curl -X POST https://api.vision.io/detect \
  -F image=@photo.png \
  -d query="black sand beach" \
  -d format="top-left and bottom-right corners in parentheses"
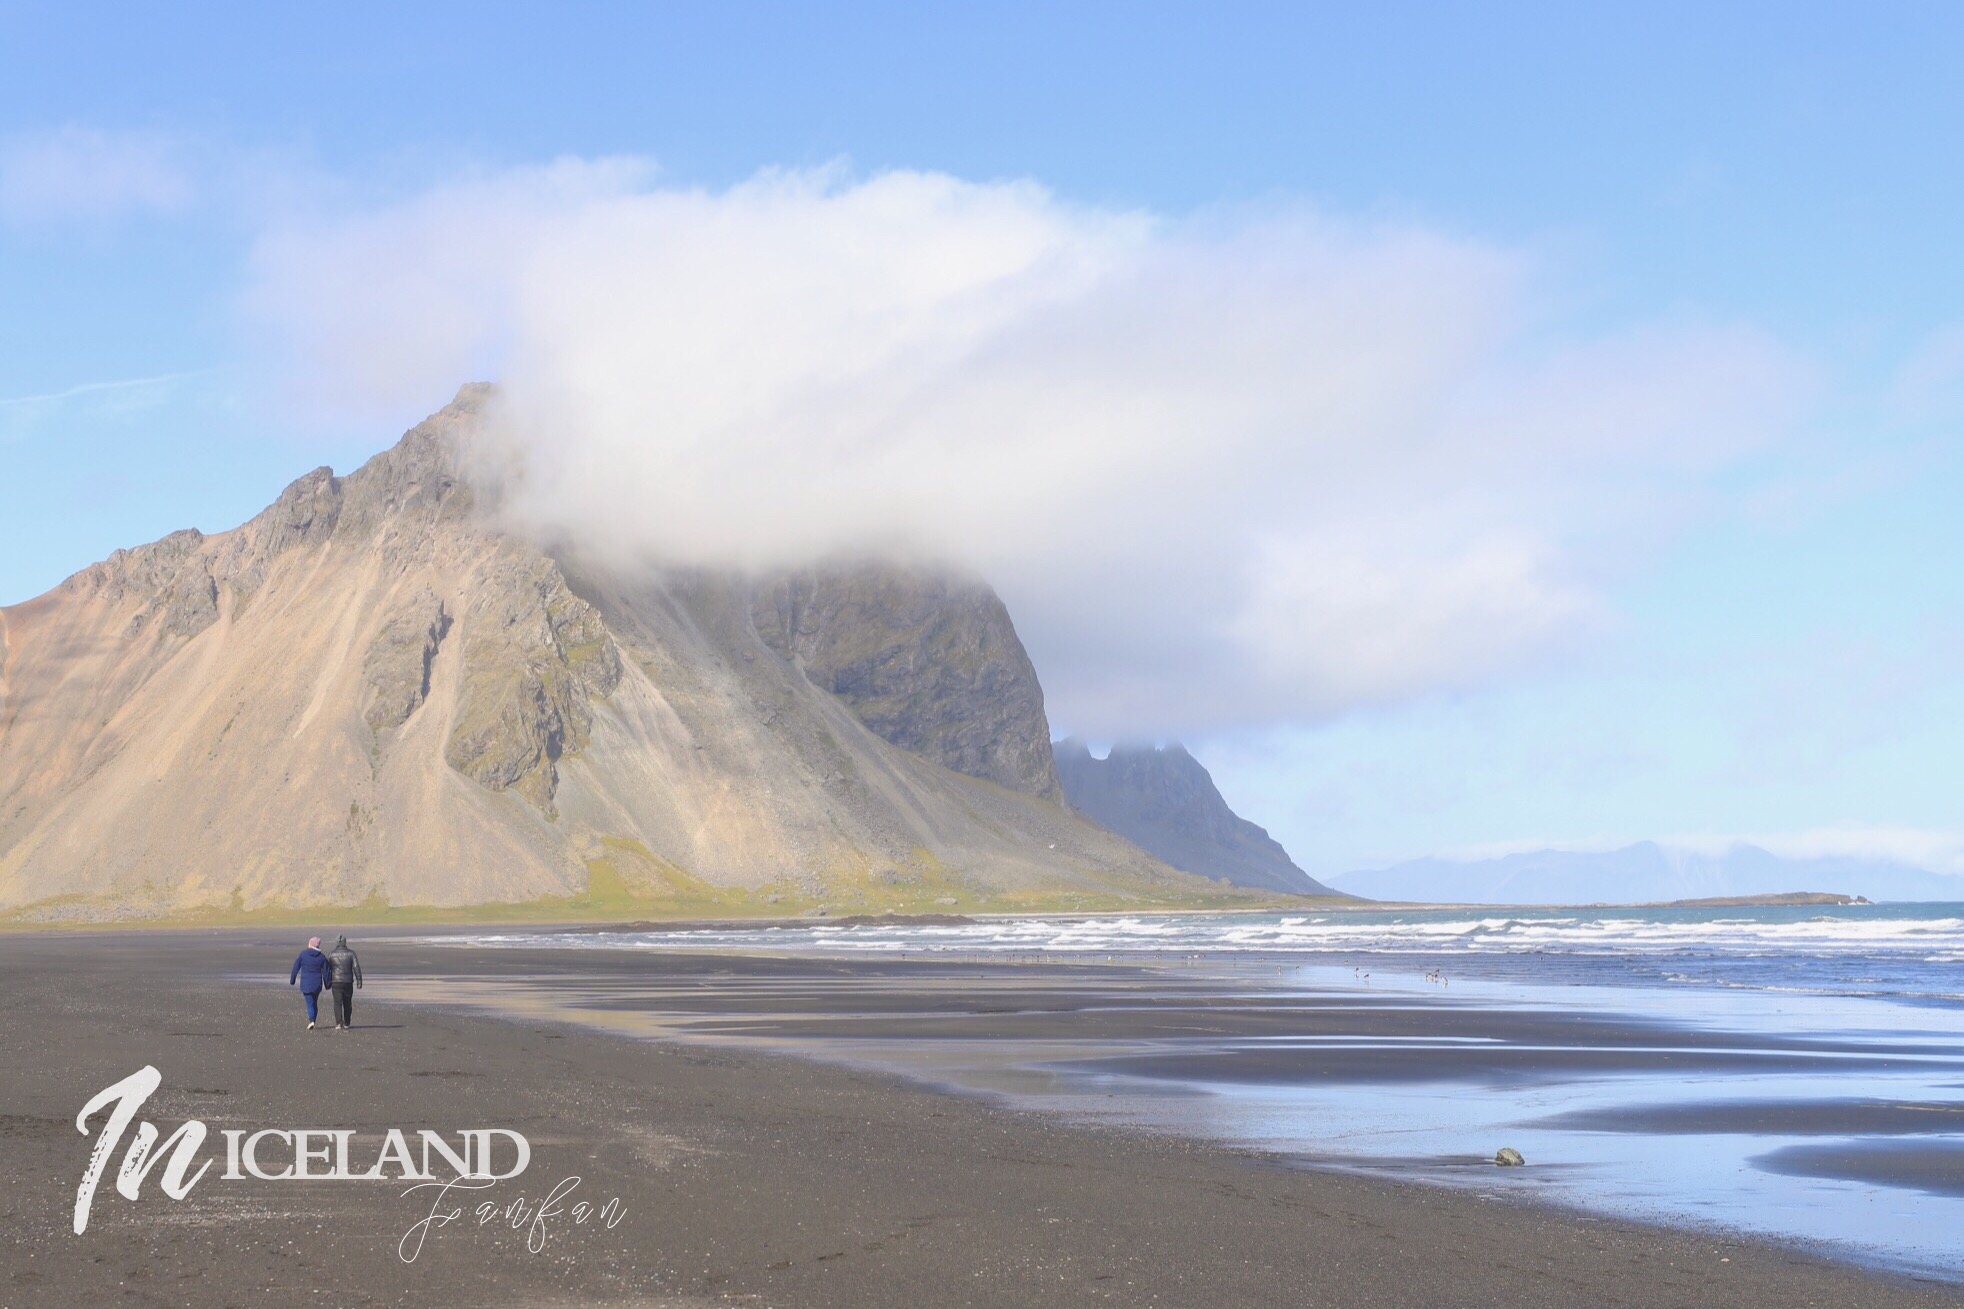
top-left (3, 928), bottom-right (1959, 1308)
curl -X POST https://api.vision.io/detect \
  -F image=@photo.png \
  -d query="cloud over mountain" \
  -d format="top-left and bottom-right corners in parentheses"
top-left (242, 160), bottom-right (1808, 738)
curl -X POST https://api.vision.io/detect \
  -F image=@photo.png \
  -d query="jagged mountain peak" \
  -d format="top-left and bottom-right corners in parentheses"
top-left (1054, 736), bottom-right (1333, 896)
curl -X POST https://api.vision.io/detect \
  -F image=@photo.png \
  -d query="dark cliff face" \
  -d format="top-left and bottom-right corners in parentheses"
top-left (750, 564), bottom-right (1065, 803)
top-left (1054, 739), bottom-right (1332, 895)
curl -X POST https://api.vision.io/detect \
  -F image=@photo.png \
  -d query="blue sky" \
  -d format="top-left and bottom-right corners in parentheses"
top-left (3, 3), bottom-right (1960, 877)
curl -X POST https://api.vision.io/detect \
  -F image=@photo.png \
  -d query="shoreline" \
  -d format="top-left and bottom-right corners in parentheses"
top-left (14, 891), bottom-right (1945, 938)
top-left (4, 927), bottom-right (1959, 1306)
top-left (376, 928), bottom-right (1964, 1259)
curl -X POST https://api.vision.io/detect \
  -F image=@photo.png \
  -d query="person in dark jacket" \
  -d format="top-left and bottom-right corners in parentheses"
top-left (324, 934), bottom-right (363, 1031)
top-left (288, 936), bottom-right (330, 1029)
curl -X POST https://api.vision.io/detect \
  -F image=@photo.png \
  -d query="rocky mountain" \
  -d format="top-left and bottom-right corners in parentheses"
top-left (1053, 739), bottom-right (1333, 895)
top-left (1332, 841), bottom-right (1964, 904)
top-left (750, 564), bottom-right (1064, 803)
top-left (0, 386), bottom-right (1256, 921)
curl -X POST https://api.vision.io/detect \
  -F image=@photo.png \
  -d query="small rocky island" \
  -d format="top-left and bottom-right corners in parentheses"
top-left (1646, 892), bottom-right (1871, 908)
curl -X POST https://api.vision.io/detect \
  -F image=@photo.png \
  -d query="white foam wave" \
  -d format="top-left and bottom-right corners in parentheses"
top-left (442, 908), bottom-right (1964, 964)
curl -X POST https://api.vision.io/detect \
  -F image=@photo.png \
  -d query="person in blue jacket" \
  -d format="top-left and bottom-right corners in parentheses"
top-left (288, 936), bottom-right (330, 1029)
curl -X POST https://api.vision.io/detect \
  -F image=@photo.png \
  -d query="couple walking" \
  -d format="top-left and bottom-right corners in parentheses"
top-left (288, 934), bottom-right (364, 1030)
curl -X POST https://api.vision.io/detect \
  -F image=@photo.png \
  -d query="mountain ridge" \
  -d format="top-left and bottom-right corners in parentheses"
top-left (1053, 738), bottom-right (1334, 895)
top-left (0, 387), bottom-right (1267, 922)
top-left (1334, 840), bottom-right (1964, 904)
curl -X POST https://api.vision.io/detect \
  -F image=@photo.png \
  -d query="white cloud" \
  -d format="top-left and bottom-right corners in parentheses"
top-left (0, 126), bottom-right (194, 224)
top-left (0, 371), bottom-right (206, 443)
top-left (241, 159), bottom-right (1810, 737)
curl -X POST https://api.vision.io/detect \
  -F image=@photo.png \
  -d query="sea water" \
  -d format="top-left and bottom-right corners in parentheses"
top-left (434, 903), bottom-right (1964, 1279)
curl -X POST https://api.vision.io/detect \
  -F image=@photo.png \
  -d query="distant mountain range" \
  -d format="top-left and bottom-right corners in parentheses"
top-left (1333, 841), bottom-right (1964, 904)
top-left (1054, 740), bottom-right (1335, 895)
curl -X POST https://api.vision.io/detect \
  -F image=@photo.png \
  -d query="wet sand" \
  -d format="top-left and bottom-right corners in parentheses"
top-left (3, 927), bottom-right (1960, 1307)
top-left (1757, 1142), bottom-right (1964, 1199)
top-left (1541, 1100), bottom-right (1964, 1137)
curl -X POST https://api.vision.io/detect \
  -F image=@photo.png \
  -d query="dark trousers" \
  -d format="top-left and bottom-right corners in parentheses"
top-left (330, 985), bottom-right (354, 1028)
top-left (302, 990), bottom-right (320, 1022)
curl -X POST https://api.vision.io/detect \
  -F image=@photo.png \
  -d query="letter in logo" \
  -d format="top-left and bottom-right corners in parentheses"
top-left (74, 1066), bottom-right (211, 1234)
top-left (242, 1129), bottom-right (295, 1180)
top-left (292, 1130), bottom-right (333, 1179)
top-left (368, 1128), bottom-right (419, 1179)
top-left (467, 1128), bottom-right (532, 1181)
top-left (418, 1130), bottom-right (474, 1180)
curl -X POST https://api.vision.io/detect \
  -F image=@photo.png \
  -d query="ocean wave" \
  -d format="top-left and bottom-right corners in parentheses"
top-left (439, 908), bottom-right (1964, 966)
top-left (428, 905), bottom-right (1964, 1009)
